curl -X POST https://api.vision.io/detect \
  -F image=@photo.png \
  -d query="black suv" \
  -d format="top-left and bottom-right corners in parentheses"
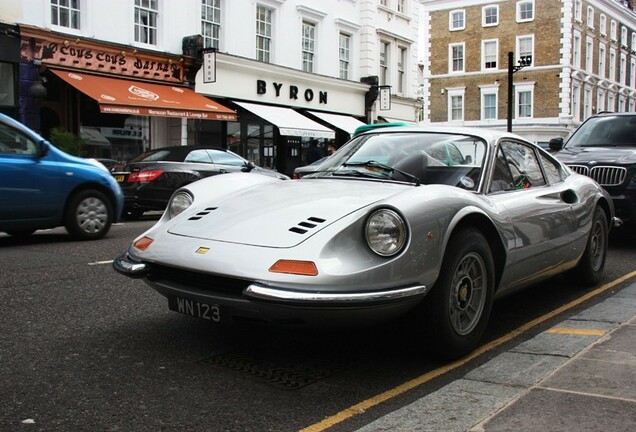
top-left (115, 145), bottom-right (288, 219)
top-left (550, 112), bottom-right (636, 226)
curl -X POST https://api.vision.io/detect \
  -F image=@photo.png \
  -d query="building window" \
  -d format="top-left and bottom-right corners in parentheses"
top-left (622, 26), bottom-right (628, 47)
top-left (620, 53), bottom-right (627, 84)
top-left (611, 20), bottom-right (617, 41)
top-left (599, 43), bottom-right (606, 78)
top-left (447, 89), bottom-right (465, 121)
top-left (609, 48), bottom-right (616, 81)
top-left (449, 10), bottom-right (465, 31)
top-left (572, 84), bottom-right (580, 121)
top-left (380, 0), bottom-right (387, 6)
top-left (516, 85), bottom-right (533, 118)
top-left (517, 0), bottom-right (534, 23)
top-left (397, 46), bottom-right (406, 94)
top-left (597, 89), bottom-right (606, 112)
top-left (0, 62), bottom-right (16, 107)
top-left (632, 33), bottom-right (636, 51)
top-left (397, 0), bottom-right (405, 14)
top-left (482, 92), bottom-right (497, 120)
top-left (449, 43), bottom-right (465, 73)
top-left (256, 6), bottom-right (272, 62)
top-left (339, 33), bottom-right (350, 80)
top-left (380, 41), bottom-right (390, 86)
top-left (586, 6), bottom-right (594, 28)
top-left (201, 0), bottom-right (221, 49)
top-left (631, 58), bottom-right (636, 87)
top-left (600, 14), bottom-right (606, 35)
top-left (51, 0), bottom-right (80, 29)
top-left (608, 93), bottom-right (615, 111)
top-left (517, 35), bottom-right (534, 66)
top-left (584, 87), bottom-right (592, 119)
top-left (482, 5), bottom-right (498, 27)
top-left (574, 1), bottom-right (582, 22)
top-left (573, 32), bottom-right (581, 68)
top-left (482, 39), bottom-right (498, 70)
top-left (585, 36), bottom-right (593, 72)
top-left (302, 21), bottom-right (315, 73)
top-left (134, 0), bottom-right (158, 45)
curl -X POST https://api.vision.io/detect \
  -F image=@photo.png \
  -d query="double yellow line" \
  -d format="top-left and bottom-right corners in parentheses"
top-left (300, 270), bottom-right (636, 432)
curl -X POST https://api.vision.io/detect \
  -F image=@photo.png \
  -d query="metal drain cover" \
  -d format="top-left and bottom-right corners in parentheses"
top-left (200, 350), bottom-right (350, 390)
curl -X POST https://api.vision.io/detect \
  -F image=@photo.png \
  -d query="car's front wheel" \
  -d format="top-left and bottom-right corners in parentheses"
top-left (568, 207), bottom-right (608, 286)
top-left (65, 189), bottom-right (113, 240)
top-left (423, 227), bottom-right (495, 359)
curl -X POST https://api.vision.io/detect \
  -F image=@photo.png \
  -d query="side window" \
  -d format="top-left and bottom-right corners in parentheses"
top-left (185, 149), bottom-right (214, 163)
top-left (489, 147), bottom-right (515, 192)
top-left (539, 152), bottom-right (565, 184)
top-left (0, 123), bottom-right (37, 155)
top-left (207, 150), bottom-right (245, 166)
top-left (500, 141), bottom-right (546, 189)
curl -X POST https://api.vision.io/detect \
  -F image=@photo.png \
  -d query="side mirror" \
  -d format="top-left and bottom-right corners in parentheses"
top-left (548, 137), bottom-right (564, 152)
top-left (243, 161), bottom-right (255, 172)
top-left (36, 140), bottom-right (49, 158)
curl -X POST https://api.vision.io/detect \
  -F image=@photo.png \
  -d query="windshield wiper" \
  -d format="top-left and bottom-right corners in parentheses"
top-left (343, 160), bottom-right (421, 186)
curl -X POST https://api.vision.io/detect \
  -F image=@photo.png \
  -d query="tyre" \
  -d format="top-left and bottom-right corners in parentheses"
top-left (423, 227), bottom-right (495, 359)
top-left (65, 189), bottom-right (113, 240)
top-left (569, 207), bottom-right (608, 286)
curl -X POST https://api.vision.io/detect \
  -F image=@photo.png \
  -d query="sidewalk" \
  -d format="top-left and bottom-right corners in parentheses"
top-left (355, 283), bottom-right (636, 432)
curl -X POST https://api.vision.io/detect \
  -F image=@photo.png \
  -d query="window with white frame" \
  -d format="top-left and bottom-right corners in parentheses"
top-left (449, 43), bottom-right (465, 73)
top-left (447, 88), bottom-right (465, 121)
top-left (586, 6), bottom-right (594, 28)
top-left (482, 39), bottom-right (498, 70)
top-left (517, 0), bottom-right (534, 22)
top-left (610, 48), bottom-right (616, 81)
top-left (483, 5), bottom-right (498, 27)
top-left (600, 14), bottom-right (606, 35)
top-left (380, 41), bottom-right (390, 86)
top-left (622, 26), bottom-right (628, 47)
top-left (620, 53), bottom-right (627, 84)
top-left (573, 31), bottom-right (581, 68)
top-left (631, 58), bottom-right (636, 87)
top-left (632, 33), bottom-right (636, 51)
top-left (134, 0), bottom-right (158, 45)
top-left (302, 21), bottom-right (315, 72)
top-left (516, 83), bottom-right (534, 118)
top-left (574, 0), bottom-right (582, 22)
top-left (572, 84), bottom-right (581, 121)
top-left (597, 89), bottom-right (606, 112)
top-left (449, 10), bottom-right (465, 31)
top-left (201, 0), bottom-right (221, 49)
top-left (339, 33), bottom-right (350, 80)
top-left (397, 46), bottom-right (406, 94)
top-left (608, 93), bottom-right (615, 111)
top-left (51, 0), bottom-right (80, 29)
top-left (584, 87), bottom-right (592, 119)
top-left (599, 43), bottom-right (606, 78)
top-left (481, 89), bottom-right (498, 120)
top-left (256, 6), bottom-right (272, 62)
top-left (619, 96), bottom-right (626, 112)
top-left (611, 20), bottom-right (617, 41)
top-left (517, 35), bottom-right (534, 66)
top-left (585, 36), bottom-right (593, 72)
top-left (397, 0), bottom-right (406, 14)
top-left (380, 0), bottom-right (387, 6)
top-left (630, 99), bottom-right (635, 112)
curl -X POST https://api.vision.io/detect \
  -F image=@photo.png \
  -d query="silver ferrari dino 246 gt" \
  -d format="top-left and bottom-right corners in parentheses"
top-left (114, 125), bottom-right (615, 359)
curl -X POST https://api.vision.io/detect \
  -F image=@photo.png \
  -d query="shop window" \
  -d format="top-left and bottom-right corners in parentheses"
top-left (0, 63), bottom-right (16, 108)
top-left (247, 123), bottom-right (261, 166)
top-left (227, 121), bottom-right (241, 155)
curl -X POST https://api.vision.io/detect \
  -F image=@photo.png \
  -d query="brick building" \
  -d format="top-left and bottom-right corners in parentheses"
top-left (420, 0), bottom-right (636, 145)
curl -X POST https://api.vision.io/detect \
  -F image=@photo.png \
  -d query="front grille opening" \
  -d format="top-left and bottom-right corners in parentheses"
top-left (148, 264), bottom-right (250, 295)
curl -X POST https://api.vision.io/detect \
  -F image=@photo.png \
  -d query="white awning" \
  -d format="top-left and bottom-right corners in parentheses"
top-left (306, 111), bottom-right (366, 134)
top-left (234, 101), bottom-right (335, 139)
top-left (80, 127), bottom-right (111, 147)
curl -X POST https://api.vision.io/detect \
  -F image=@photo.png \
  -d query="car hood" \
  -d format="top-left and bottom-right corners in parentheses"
top-left (167, 179), bottom-right (406, 247)
top-left (555, 146), bottom-right (636, 165)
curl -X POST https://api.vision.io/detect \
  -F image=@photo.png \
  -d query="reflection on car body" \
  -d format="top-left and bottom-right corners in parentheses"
top-left (114, 125), bottom-right (613, 359)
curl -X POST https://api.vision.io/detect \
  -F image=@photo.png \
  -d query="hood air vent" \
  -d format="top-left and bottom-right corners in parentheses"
top-left (289, 217), bottom-right (326, 235)
top-left (188, 207), bottom-right (218, 221)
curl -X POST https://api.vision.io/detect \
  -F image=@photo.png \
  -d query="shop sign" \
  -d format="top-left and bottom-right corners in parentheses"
top-left (256, 80), bottom-right (327, 105)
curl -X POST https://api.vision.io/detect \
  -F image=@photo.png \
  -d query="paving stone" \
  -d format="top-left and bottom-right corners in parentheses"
top-left (570, 297), bottom-right (636, 323)
top-left (464, 352), bottom-right (568, 387)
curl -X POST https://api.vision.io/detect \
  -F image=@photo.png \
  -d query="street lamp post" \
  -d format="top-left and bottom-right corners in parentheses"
top-left (507, 51), bottom-right (533, 132)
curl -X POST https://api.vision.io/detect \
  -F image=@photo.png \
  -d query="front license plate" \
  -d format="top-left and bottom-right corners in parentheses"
top-left (169, 297), bottom-right (221, 322)
top-left (114, 175), bottom-right (125, 182)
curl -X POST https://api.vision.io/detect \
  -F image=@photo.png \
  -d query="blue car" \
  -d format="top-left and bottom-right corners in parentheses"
top-left (0, 113), bottom-right (123, 240)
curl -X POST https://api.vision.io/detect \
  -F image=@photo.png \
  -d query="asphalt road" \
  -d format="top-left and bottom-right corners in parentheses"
top-left (1, 216), bottom-right (635, 432)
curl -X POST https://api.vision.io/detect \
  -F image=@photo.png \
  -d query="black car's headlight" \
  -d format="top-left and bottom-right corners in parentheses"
top-left (167, 191), bottom-right (193, 219)
top-left (365, 209), bottom-right (407, 256)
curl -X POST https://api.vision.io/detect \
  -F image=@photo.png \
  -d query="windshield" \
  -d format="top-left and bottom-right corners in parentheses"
top-left (306, 132), bottom-right (488, 190)
top-left (566, 116), bottom-right (636, 148)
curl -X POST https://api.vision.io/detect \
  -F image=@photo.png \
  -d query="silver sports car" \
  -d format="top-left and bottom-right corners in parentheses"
top-left (114, 125), bottom-right (615, 359)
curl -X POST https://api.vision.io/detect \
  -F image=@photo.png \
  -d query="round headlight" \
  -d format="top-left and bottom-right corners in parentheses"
top-left (365, 209), bottom-right (407, 256)
top-left (167, 191), bottom-right (193, 219)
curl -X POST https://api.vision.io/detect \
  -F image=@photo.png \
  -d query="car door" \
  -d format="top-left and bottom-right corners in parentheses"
top-left (182, 148), bottom-right (222, 180)
top-left (488, 140), bottom-right (578, 290)
top-left (0, 122), bottom-right (62, 223)
top-left (206, 149), bottom-right (250, 174)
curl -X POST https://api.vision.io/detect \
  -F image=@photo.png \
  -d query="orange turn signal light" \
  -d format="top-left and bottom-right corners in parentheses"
top-left (269, 259), bottom-right (318, 276)
top-left (133, 236), bottom-right (154, 251)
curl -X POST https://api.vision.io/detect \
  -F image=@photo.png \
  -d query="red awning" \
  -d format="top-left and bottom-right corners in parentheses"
top-left (50, 69), bottom-right (236, 121)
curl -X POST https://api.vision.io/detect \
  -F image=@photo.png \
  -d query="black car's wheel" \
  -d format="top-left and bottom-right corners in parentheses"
top-left (65, 189), bottom-right (113, 240)
top-left (568, 207), bottom-right (608, 286)
top-left (123, 209), bottom-right (144, 220)
top-left (424, 227), bottom-right (495, 359)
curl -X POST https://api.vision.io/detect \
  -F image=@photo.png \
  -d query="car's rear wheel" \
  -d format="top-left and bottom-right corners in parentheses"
top-left (568, 207), bottom-right (608, 286)
top-left (423, 227), bottom-right (495, 359)
top-left (65, 189), bottom-right (113, 240)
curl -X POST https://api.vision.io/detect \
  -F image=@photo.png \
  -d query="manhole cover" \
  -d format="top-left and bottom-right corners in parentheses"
top-left (200, 350), bottom-right (350, 390)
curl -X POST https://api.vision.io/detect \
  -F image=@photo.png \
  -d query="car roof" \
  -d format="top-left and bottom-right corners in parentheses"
top-left (354, 124), bottom-right (525, 144)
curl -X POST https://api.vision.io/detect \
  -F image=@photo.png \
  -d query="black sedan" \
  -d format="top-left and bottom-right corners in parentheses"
top-left (115, 145), bottom-right (288, 219)
top-left (550, 112), bottom-right (636, 227)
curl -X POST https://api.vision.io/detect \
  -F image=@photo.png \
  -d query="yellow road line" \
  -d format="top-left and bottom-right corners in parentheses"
top-left (546, 327), bottom-right (606, 336)
top-left (299, 270), bottom-right (636, 432)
